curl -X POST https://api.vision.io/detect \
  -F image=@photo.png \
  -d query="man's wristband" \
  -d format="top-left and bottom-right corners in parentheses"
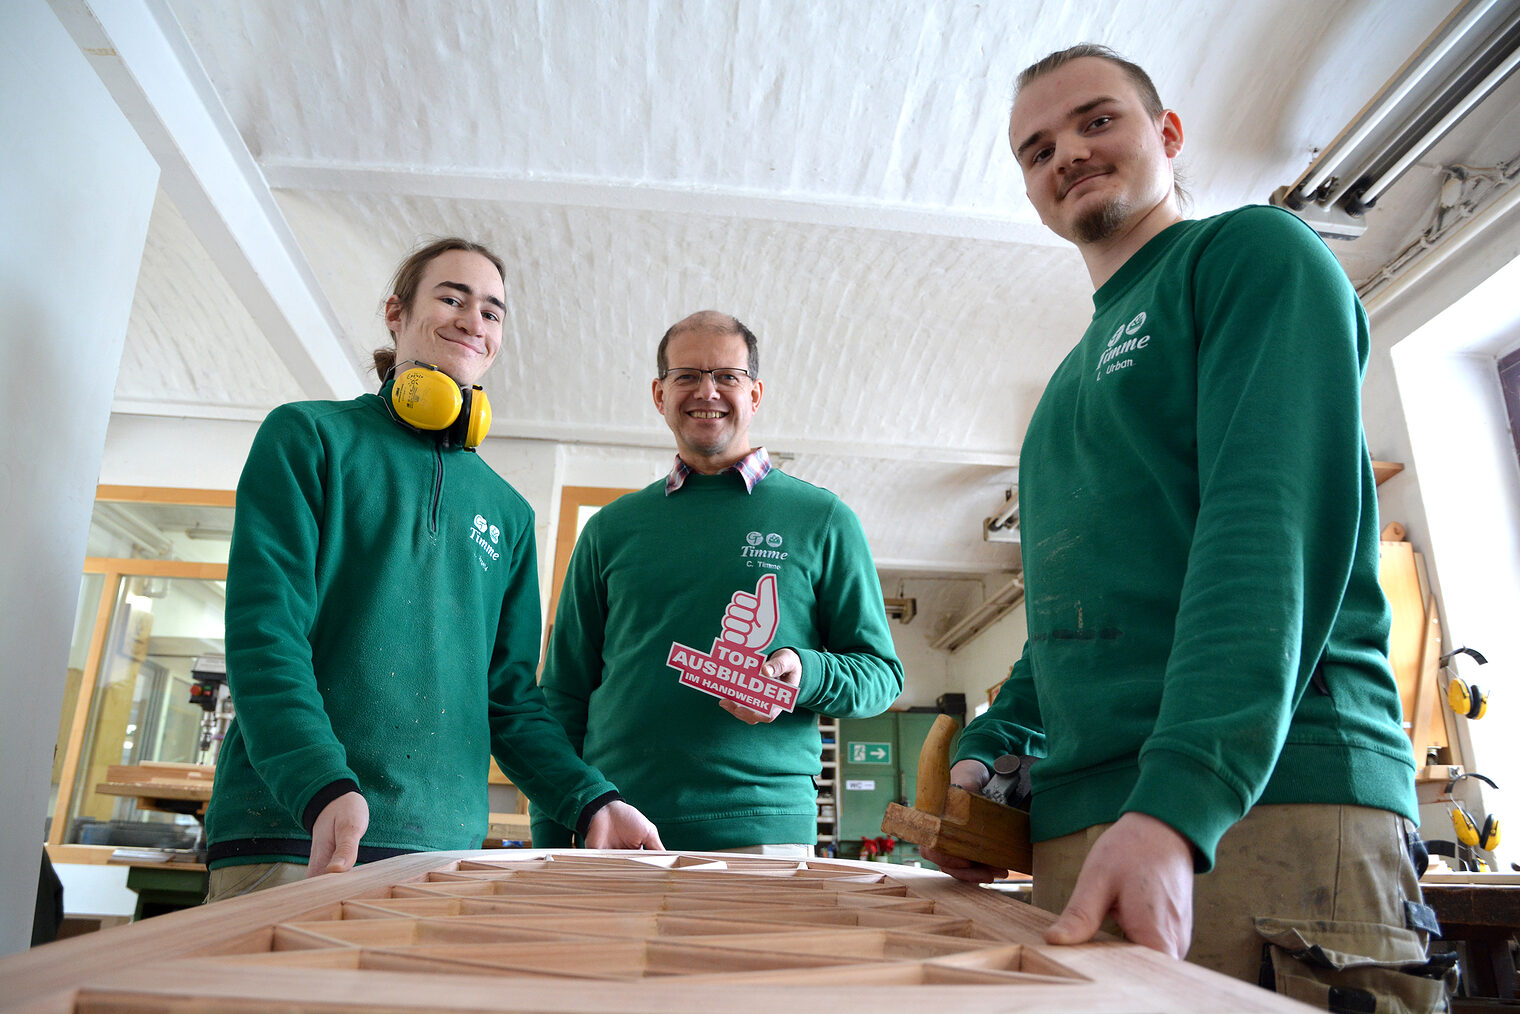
top-left (302, 779), bottom-right (361, 832)
top-left (575, 790), bottom-right (623, 841)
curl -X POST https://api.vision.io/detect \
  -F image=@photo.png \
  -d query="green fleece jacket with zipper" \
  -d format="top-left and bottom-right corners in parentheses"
top-left (206, 385), bottom-right (617, 868)
top-left (956, 206), bottom-right (1418, 870)
top-left (533, 468), bottom-right (903, 850)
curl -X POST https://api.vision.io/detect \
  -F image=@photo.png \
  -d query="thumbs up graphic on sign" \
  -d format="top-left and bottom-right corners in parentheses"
top-left (722, 574), bottom-right (778, 651)
top-left (663, 573), bottom-right (798, 725)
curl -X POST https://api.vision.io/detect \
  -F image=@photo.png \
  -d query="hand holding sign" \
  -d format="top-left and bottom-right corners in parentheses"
top-left (720, 646), bottom-right (800, 725)
top-left (666, 575), bottom-right (800, 721)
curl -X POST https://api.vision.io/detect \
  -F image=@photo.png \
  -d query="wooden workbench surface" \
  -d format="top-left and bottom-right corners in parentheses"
top-left (0, 849), bottom-right (1313, 1013)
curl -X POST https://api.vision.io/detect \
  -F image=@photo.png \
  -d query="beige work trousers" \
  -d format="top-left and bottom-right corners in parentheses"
top-left (1033, 804), bottom-right (1453, 1012)
top-left (204, 861), bottom-right (309, 903)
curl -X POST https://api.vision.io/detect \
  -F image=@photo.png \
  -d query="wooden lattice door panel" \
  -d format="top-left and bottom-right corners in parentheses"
top-left (1, 850), bottom-right (1312, 1013)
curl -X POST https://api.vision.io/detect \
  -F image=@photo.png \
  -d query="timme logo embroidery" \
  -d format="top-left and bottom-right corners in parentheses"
top-left (468, 511), bottom-right (501, 568)
top-left (739, 531), bottom-right (788, 570)
top-left (1095, 310), bottom-right (1152, 381)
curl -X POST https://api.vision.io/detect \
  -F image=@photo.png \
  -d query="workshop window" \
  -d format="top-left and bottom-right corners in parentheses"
top-left (47, 486), bottom-right (233, 864)
top-left (1500, 345), bottom-right (1520, 472)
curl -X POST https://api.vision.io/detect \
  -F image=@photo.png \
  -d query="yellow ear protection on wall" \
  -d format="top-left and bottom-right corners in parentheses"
top-left (1446, 772), bottom-right (1500, 852)
top-left (1442, 646), bottom-right (1489, 720)
top-left (389, 361), bottom-right (492, 450)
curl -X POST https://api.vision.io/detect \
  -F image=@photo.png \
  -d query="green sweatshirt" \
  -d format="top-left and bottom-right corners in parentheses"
top-left (956, 206), bottom-right (1417, 870)
top-left (206, 387), bottom-right (617, 868)
top-left (534, 468), bottom-right (903, 849)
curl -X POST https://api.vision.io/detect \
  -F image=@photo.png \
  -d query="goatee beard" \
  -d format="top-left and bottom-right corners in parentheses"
top-left (1074, 197), bottom-right (1129, 244)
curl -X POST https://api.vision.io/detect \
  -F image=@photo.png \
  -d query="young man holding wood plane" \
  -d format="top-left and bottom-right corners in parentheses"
top-left (923, 46), bottom-right (1449, 1009)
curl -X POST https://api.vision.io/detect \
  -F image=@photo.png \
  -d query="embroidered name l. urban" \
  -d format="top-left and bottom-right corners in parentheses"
top-left (1095, 310), bottom-right (1153, 381)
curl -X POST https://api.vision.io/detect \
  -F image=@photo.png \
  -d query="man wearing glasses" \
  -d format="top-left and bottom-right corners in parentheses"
top-left (533, 310), bottom-right (903, 856)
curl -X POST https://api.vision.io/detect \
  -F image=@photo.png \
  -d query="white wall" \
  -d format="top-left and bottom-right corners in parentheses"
top-left (947, 605), bottom-right (1027, 713)
top-left (476, 437), bottom-right (563, 616)
top-left (0, 0), bottom-right (159, 955)
top-left (870, 576), bottom-right (1026, 712)
top-left (51, 865), bottom-right (135, 921)
top-left (1363, 194), bottom-right (1520, 869)
top-left (880, 612), bottom-right (950, 709)
top-left (100, 415), bottom-right (259, 491)
top-left (1389, 262), bottom-right (1520, 871)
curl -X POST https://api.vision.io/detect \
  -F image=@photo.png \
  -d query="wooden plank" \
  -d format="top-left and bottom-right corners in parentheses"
top-left (486, 813), bottom-right (532, 840)
top-left (80, 557), bottom-right (228, 579)
top-left (1421, 883), bottom-right (1520, 926)
top-left (1409, 595), bottom-right (1443, 770)
top-left (0, 850), bottom-right (1313, 1013)
top-left (45, 843), bottom-right (118, 865)
top-left (95, 484), bottom-right (237, 507)
top-left (546, 486), bottom-right (636, 643)
top-left (1371, 460), bottom-right (1404, 486)
top-left (1379, 540), bottom-right (1424, 753)
top-left (1378, 541), bottom-right (1448, 762)
top-left (94, 763), bottom-right (215, 816)
top-left (1417, 764), bottom-right (1465, 784)
top-left (100, 762), bottom-right (215, 789)
top-left (94, 784), bottom-right (209, 803)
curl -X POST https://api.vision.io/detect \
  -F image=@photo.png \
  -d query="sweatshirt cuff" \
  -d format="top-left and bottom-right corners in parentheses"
top-left (575, 790), bottom-right (623, 841)
top-left (1125, 750), bottom-right (1246, 873)
top-left (301, 779), bottom-right (361, 833)
top-left (954, 726), bottom-right (1012, 770)
top-left (786, 646), bottom-right (822, 708)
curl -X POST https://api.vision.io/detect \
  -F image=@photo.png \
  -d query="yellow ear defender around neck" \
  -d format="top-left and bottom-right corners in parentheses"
top-left (389, 362), bottom-right (492, 450)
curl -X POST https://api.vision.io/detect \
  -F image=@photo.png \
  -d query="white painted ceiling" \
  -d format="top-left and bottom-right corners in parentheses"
top-left (96, 0), bottom-right (1517, 579)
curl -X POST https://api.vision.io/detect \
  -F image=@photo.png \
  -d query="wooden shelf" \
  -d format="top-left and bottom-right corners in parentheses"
top-left (1373, 460), bottom-right (1404, 486)
top-left (816, 716), bottom-right (840, 850)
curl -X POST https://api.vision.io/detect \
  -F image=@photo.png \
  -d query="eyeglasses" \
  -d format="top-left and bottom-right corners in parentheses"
top-left (659, 367), bottom-right (753, 389)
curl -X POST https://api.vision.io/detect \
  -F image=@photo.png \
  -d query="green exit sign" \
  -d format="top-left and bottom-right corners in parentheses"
top-left (849, 741), bottom-right (892, 765)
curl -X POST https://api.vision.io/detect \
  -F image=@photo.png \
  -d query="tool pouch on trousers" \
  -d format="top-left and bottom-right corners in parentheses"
top-left (1254, 917), bottom-right (1457, 1013)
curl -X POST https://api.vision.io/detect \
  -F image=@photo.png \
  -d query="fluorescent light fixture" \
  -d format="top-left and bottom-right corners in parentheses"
top-left (1272, 0), bottom-right (1520, 239)
top-left (984, 487), bottom-right (1020, 544)
top-left (930, 575), bottom-right (1026, 653)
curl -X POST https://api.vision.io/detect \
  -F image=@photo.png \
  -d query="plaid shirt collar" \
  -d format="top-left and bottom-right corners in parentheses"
top-left (665, 446), bottom-right (772, 496)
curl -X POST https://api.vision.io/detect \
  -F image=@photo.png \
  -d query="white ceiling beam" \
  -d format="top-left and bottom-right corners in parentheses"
top-left (874, 558), bottom-right (1017, 576)
top-left (108, 401), bottom-right (1018, 468)
top-left (50, 0), bottom-right (366, 401)
top-left (260, 161), bottom-right (1068, 249)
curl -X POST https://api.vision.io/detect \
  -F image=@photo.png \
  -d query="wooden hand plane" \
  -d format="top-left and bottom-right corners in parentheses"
top-left (880, 713), bottom-right (1032, 874)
